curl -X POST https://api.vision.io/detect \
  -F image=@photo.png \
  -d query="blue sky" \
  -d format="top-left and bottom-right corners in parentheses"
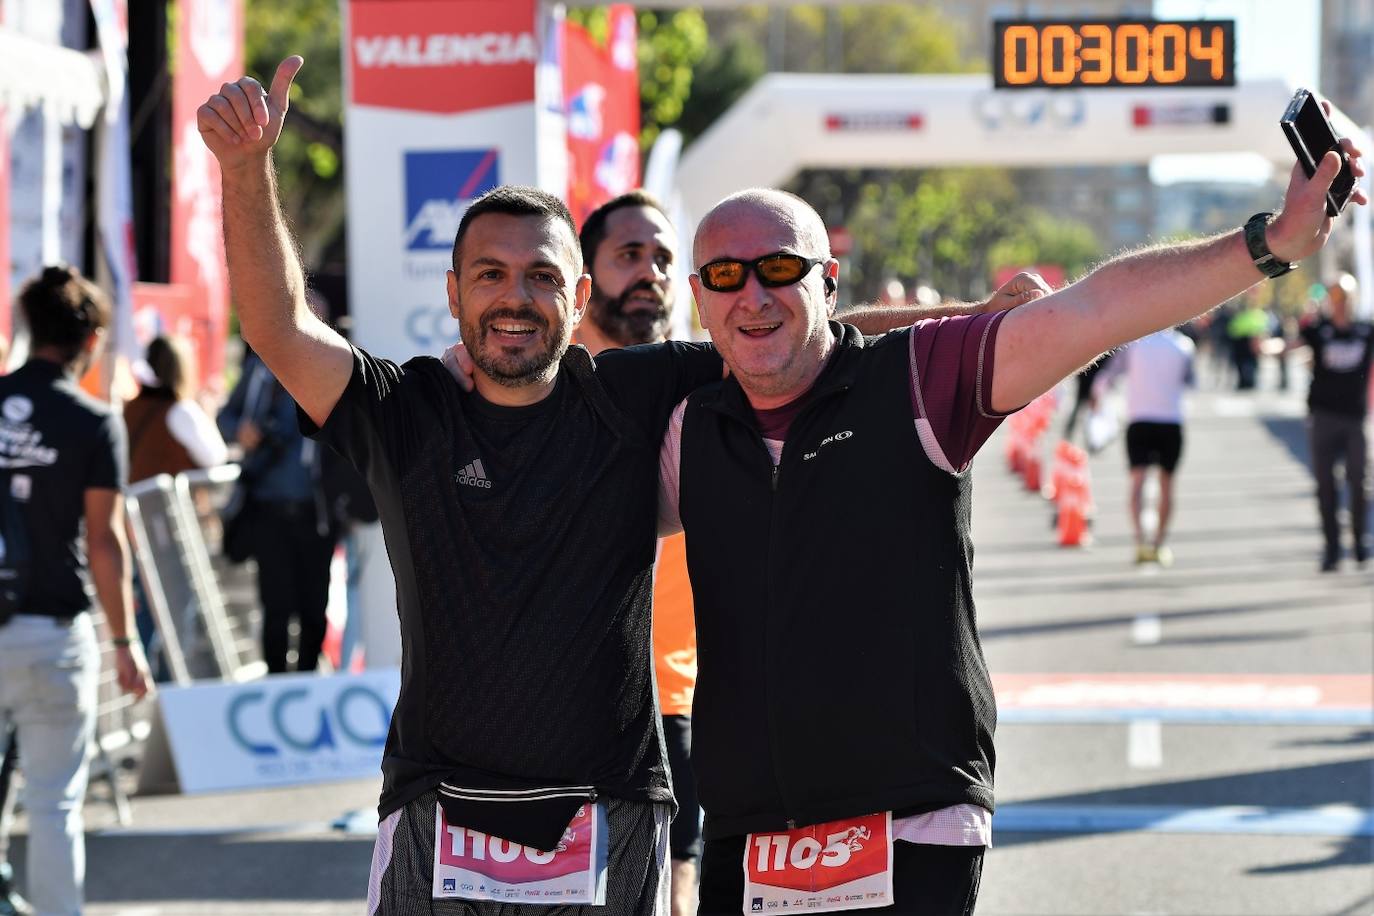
top-left (1150, 0), bottom-right (1320, 185)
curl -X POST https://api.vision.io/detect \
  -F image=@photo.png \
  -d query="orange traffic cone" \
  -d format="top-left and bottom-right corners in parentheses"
top-left (1057, 476), bottom-right (1088, 546)
top-left (1045, 440), bottom-right (1071, 501)
top-left (1056, 445), bottom-right (1095, 547)
top-left (1006, 415), bottom-right (1026, 473)
top-left (322, 616), bottom-right (344, 670)
top-left (1023, 452), bottom-right (1042, 492)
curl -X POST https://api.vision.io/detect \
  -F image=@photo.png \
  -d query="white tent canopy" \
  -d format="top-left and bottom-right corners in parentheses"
top-left (0, 26), bottom-right (107, 129)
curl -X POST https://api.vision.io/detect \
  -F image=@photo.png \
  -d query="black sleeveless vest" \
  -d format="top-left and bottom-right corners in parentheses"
top-left (678, 324), bottom-right (996, 841)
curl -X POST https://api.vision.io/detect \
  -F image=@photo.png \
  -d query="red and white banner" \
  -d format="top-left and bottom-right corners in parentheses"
top-left (563, 7), bottom-right (638, 227)
top-left (349, 2), bottom-right (538, 115)
top-left (169, 0), bottom-right (242, 384)
top-left (343, 0), bottom-right (547, 361)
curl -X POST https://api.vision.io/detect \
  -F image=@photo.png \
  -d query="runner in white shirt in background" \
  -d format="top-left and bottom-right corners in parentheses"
top-left (1093, 328), bottom-right (1196, 566)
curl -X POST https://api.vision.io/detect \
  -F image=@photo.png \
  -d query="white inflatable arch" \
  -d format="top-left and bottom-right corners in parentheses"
top-left (670, 73), bottom-right (1372, 315)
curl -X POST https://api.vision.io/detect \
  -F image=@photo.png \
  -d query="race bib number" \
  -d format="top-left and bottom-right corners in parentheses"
top-left (432, 801), bottom-right (608, 906)
top-left (743, 812), bottom-right (893, 913)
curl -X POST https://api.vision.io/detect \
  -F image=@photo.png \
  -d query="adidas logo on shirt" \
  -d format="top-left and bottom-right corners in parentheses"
top-left (455, 458), bottom-right (493, 489)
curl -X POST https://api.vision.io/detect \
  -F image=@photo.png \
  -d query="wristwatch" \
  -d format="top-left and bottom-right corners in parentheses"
top-left (1244, 211), bottom-right (1296, 279)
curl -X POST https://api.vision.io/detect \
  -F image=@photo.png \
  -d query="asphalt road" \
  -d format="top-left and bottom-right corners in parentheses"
top-left (9, 375), bottom-right (1372, 916)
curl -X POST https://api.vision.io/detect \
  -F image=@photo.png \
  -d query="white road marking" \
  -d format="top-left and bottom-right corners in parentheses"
top-left (1131, 614), bottom-right (1163, 645)
top-left (994, 803), bottom-right (1374, 837)
top-left (1127, 719), bottom-right (1163, 768)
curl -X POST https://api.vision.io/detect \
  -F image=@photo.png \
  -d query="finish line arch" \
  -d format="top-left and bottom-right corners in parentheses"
top-left (670, 73), bottom-right (1372, 315)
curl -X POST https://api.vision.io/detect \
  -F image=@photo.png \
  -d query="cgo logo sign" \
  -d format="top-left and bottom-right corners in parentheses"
top-left (227, 684), bottom-right (391, 757)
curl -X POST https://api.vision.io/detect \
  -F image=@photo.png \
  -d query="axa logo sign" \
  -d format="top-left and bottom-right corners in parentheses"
top-left (567, 83), bottom-right (606, 141)
top-left (349, 2), bottom-right (537, 114)
top-left (226, 684), bottom-right (391, 757)
top-left (595, 132), bottom-right (639, 197)
top-left (404, 149), bottom-right (500, 252)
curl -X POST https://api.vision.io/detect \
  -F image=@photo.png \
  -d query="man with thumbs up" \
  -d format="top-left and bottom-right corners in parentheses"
top-left (200, 57), bottom-right (729, 915)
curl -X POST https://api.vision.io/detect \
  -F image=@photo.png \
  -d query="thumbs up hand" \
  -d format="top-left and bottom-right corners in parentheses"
top-left (196, 56), bottom-right (305, 173)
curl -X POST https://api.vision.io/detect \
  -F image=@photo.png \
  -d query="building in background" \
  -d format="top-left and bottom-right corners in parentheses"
top-left (1321, 0), bottom-right (1374, 130)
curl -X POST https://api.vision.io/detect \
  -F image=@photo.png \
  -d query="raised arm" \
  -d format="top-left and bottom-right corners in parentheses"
top-left (197, 56), bottom-right (353, 427)
top-left (990, 143), bottom-right (1365, 413)
top-left (842, 270), bottom-right (1051, 334)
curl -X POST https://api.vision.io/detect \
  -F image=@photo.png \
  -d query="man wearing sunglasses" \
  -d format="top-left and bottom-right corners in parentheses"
top-left (661, 151), bottom-right (1364, 913)
top-left (569, 191), bottom-right (1050, 916)
top-left (436, 187), bottom-right (1046, 912)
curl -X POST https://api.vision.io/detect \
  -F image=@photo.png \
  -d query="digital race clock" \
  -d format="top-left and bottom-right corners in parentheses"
top-left (993, 19), bottom-right (1236, 89)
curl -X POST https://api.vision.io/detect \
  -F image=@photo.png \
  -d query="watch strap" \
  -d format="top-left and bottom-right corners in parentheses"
top-left (1244, 211), bottom-right (1296, 279)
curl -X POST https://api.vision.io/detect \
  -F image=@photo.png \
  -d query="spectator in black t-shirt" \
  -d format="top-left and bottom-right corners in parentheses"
top-left (1292, 273), bottom-right (1373, 570)
top-left (0, 266), bottom-right (152, 915)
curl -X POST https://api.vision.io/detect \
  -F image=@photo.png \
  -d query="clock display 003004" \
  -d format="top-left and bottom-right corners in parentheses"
top-left (993, 20), bottom-right (1236, 89)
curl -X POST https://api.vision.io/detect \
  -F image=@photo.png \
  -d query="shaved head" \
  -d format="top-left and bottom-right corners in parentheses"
top-left (693, 189), bottom-right (831, 267)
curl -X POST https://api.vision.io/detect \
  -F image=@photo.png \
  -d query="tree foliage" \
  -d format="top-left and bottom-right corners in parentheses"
top-left (673, 6), bottom-right (1100, 302)
top-left (840, 169), bottom-right (1100, 302)
top-left (243, 0), bottom-right (344, 267)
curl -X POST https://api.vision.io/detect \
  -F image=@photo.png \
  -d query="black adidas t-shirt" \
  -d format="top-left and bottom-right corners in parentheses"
top-left (1301, 318), bottom-right (1374, 417)
top-left (0, 359), bottom-right (126, 618)
top-left (306, 340), bottom-right (722, 827)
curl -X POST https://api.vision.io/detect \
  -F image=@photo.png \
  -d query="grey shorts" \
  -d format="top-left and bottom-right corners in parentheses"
top-left (368, 790), bottom-right (670, 916)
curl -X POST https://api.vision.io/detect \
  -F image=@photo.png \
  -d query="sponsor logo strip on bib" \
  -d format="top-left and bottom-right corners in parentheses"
top-left (432, 801), bottom-right (608, 905)
top-left (743, 812), bottom-right (893, 913)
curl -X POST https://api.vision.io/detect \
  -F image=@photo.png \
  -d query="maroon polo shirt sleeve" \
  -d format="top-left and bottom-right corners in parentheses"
top-left (907, 311), bottom-right (1015, 473)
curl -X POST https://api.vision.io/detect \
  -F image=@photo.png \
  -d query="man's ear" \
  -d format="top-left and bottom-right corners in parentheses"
top-left (572, 274), bottom-right (591, 327)
top-left (688, 274), bottom-right (713, 330)
top-left (446, 270), bottom-right (460, 319)
top-left (824, 259), bottom-right (840, 314)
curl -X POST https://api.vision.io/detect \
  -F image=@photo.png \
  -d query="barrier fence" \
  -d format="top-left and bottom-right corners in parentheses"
top-left (84, 463), bottom-right (265, 816)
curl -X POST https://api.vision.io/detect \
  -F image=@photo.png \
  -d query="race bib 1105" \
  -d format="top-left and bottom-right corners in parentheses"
top-left (743, 812), bottom-right (893, 913)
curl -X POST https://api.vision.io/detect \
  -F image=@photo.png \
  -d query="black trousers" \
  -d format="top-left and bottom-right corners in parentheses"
top-left (698, 833), bottom-right (983, 915)
top-left (663, 715), bottom-right (701, 863)
top-left (251, 501), bottom-right (337, 673)
top-left (1310, 410), bottom-right (1370, 560)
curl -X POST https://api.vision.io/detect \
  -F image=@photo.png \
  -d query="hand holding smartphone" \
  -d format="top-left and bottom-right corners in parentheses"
top-left (1281, 89), bottom-right (1357, 217)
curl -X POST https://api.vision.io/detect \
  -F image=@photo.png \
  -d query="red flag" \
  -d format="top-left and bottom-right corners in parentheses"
top-left (170, 0), bottom-right (244, 385)
top-left (563, 7), bottom-right (639, 226)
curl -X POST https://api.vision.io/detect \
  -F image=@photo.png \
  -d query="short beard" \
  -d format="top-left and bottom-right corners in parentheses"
top-left (462, 306), bottom-right (567, 389)
top-left (587, 279), bottom-right (671, 347)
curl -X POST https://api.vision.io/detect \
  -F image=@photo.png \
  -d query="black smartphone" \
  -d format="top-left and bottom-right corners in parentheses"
top-left (1281, 89), bottom-right (1356, 217)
